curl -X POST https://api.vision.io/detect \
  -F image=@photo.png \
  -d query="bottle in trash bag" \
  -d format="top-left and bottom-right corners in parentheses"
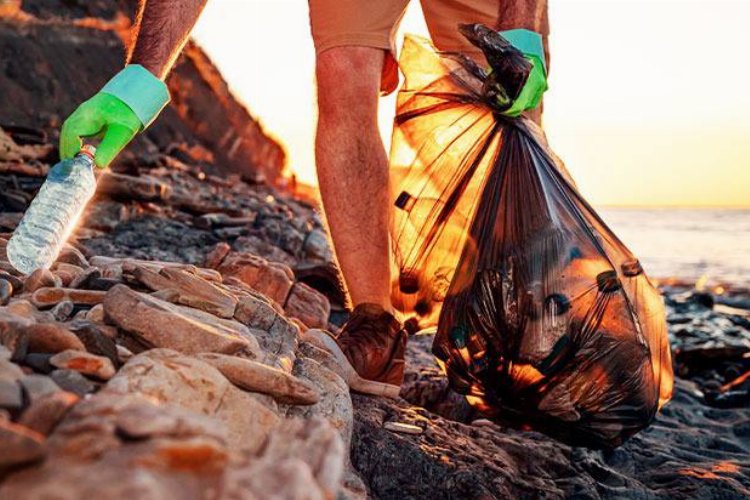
top-left (7, 145), bottom-right (97, 274)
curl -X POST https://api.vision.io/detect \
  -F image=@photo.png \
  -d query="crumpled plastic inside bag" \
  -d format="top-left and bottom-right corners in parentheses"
top-left (389, 24), bottom-right (673, 448)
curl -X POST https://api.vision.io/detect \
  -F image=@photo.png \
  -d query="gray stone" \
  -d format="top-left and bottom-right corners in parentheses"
top-left (49, 369), bottom-right (96, 397)
top-left (19, 374), bottom-right (61, 402)
top-left (0, 379), bottom-right (22, 412)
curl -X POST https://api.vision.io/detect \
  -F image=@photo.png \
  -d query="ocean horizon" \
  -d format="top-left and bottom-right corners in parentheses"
top-left (596, 207), bottom-right (750, 288)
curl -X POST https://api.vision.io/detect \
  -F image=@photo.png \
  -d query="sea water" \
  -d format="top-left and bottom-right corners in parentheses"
top-left (7, 146), bottom-right (97, 274)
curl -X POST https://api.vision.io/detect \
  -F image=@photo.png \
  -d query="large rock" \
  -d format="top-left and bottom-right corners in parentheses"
top-left (103, 284), bottom-right (258, 356)
top-left (0, 393), bottom-right (230, 499)
top-left (284, 282), bottom-right (331, 329)
top-left (103, 349), bottom-right (280, 453)
top-left (132, 265), bottom-right (238, 318)
top-left (223, 417), bottom-right (346, 500)
top-left (218, 252), bottom-right (294, 305)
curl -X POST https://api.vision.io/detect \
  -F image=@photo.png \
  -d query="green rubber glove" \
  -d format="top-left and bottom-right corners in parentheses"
top-left (498, 29), bottom-right (548, 118)
top-left (60, 64), bottom-right (170, 169)
top-left (60, 93), bottom-right (141, 168)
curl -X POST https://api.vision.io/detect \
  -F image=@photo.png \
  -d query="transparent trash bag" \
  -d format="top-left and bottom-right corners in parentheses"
top-left (389, 24), bottom-right (673, 448)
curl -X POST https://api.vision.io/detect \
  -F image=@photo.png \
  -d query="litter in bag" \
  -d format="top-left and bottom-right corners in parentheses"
top-left (389, 24), bottom-right (674, 448)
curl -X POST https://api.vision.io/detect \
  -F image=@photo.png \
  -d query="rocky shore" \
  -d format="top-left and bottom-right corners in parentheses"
top-left (0, 127), bottom-right (749, 499)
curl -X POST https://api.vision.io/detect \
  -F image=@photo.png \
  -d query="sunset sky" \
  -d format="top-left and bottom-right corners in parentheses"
top-left (193, 0), bottom-right (750, 208)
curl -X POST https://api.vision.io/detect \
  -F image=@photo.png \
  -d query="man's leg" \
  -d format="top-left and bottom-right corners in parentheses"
top-left (315, 46), bottom-right (392, 312)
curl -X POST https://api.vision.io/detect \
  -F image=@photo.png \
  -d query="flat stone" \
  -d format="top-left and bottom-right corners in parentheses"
top-left (132, 265), bottom-right (238, 318)
top-left (284, 282), bottom-right (331, 329)
top-left (57, 245), bottom-right (89, 268)
top-left (0, 419), bottom-right (46, 470)
top-left (31, 287), bottom-right (106, 309)
top-left (18, 390), bottom-right (79, 435)
top-left (383, 421), bottom-right (424, 435)
top-left (23, 323), bottom-right (86, 354)
top-left (218, 252), bottom-right (294, 304)
top-left (196, 353), bottom-right (319, 405)
top-left (19, 372), bottom-right (61, 400)
top-left (104, 285), bottom-right (258, 356)
top-left (50, 350), bottom-right (116, 380)
top-left (91, 256), bottom-right (221, 282)
top-left (0, 379), bottom-right (22, 411)
top-left (23, 268), bottom-right (60, 293)
top-left (49, 369), bottom-right (96, 397)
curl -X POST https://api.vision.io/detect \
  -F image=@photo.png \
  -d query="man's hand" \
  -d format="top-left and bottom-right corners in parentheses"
top-left (59, 0), bottom-right (208, 167)
top-left (60, 93), bottom-right (141, 169)
top-left (499, 29), bottom-right (548, 118)
top-left (502, 54), bottom-right (547, 117)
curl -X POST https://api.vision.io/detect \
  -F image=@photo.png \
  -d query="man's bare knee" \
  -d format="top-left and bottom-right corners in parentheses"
top-left (316, 47), bottom-right (384, 119)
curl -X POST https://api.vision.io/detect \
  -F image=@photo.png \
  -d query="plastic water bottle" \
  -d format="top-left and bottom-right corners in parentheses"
top-left (7, 146), bottom-right (97, 274)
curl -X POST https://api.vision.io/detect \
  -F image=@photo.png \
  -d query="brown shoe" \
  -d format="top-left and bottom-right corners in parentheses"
top-left (306, 303), bottom-right (408, 398)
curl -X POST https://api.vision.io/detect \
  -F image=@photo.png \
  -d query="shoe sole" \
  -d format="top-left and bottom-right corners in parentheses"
top-left (303, 329), bottom-right (402, 399)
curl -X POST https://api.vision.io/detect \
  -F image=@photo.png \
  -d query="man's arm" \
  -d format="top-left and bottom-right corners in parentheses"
top-left (128, 0), bottom-right (209, 79)
top-left (59, 0), bottom-right (208, 167)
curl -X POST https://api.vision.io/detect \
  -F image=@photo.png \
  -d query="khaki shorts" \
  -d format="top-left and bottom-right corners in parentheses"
top-left (309, 0), bottom-right (549, 94)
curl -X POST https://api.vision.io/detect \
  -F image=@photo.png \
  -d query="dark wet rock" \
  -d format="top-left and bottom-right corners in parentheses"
top-left (23, 353), bottom-right (54, 374)
top-left (67, 321), bottom-right (119, 366)
top-left (0, 379), bottom-right (23, 413)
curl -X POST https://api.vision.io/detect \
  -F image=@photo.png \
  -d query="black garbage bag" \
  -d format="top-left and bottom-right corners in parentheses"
top-left (389, 24), bottom-right (673, 448)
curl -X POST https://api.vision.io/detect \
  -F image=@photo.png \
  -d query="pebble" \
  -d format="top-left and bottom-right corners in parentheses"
top-left (0, 278), bottom-right (12, 306)
top-left (19, 374), bottom-right (61, 403)
top-left (0, 379), bottom-right (23, 412)
top-left (49, 369), bottom-right (96, 397)
top-left (68, 321), bottom-right (119, 365)
top-left (383, 421), bottom-right (424, 435)
top-left (471, 418), bottom-right (496, 428)
top-left (23, 353), bottom-right (54, 374)
top-left (51, 300), bottom-right (75, 321)
top-left (50, 350), bottom-right (116, 381)
top-left (0, 420), bottom-right (46, 470)
top-left (23, 268), bottom-right (60, 294)
top-left (23, 323), bottom-right (86, 354)
top-left (18, 391), bottom-right (79, 436)
top-left (116, 345), bottom-right (133, 364)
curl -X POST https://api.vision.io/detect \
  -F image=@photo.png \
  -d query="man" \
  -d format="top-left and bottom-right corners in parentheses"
top-left (60, 0), bottom-right (549, 398)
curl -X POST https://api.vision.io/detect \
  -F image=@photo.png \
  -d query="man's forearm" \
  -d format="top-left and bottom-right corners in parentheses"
top-left (127, 0), bottom-right (209, 79)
